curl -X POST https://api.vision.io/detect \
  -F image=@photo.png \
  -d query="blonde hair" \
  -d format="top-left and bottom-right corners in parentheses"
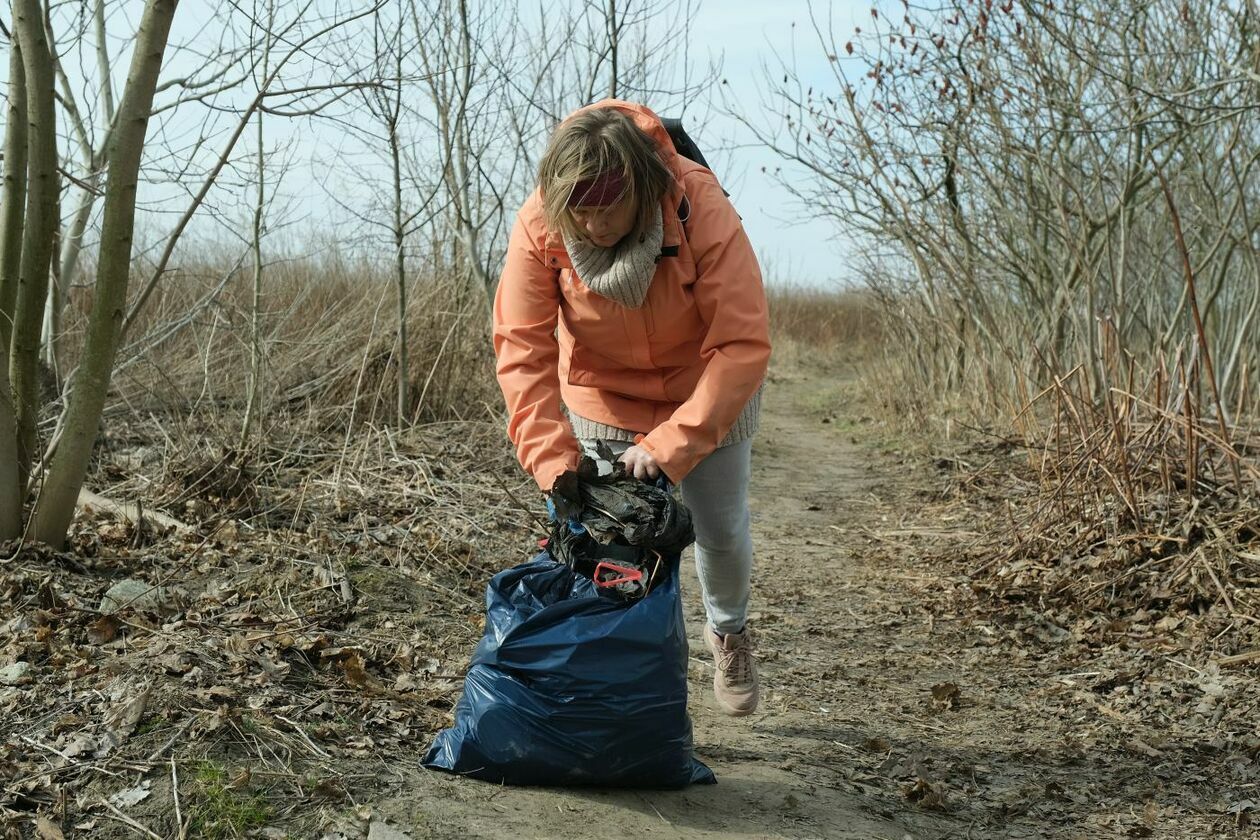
top-left (538, 108), bottom-right (673, 243)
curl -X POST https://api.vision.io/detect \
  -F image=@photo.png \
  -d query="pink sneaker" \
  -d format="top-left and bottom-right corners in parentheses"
top-left (705, 625), bottom-right (759, 716)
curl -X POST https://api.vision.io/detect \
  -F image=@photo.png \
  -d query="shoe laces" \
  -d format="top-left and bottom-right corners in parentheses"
top-left (716, 634), bottom-right (754, 686)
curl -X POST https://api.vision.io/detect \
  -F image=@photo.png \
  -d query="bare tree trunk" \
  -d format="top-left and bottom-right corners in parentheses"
top-left (0, 33), bottom-right (25, 540)
top-left (0, 35), bottom-right (27, 354)
top-left (49, 172), bottom-right (101, 371)
top-left (607, 0), bottom-right (618, 99)
top-left (391, 106), bottom-right (409, 421)
top-left (452, 0), bottom-right (490, 302)
top-left (32, 0), bottom-right (179, 548)
top-left (11, 0), bottom-right (60, 493)
top-left (239, 106), bottom-right (265, 450)
top-left (93, 0), bottom-right (116, 121)
top-left (0, 353), bottom-right (18, 539)
top-left (43, 0), bottom-right (117, 382)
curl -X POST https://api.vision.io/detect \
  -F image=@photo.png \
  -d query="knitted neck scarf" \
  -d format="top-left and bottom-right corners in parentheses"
top-left (562, 206), bottom-right (664, 309)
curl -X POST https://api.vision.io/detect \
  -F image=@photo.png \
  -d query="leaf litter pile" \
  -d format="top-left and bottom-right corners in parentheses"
top-left (907, 354), bottom-right (1260, 834)
top-left (0, 416), bottom-right (541, 839)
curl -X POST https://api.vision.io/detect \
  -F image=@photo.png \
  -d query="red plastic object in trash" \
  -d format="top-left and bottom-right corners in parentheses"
top-left (593, 561), bottom-right (644, 588)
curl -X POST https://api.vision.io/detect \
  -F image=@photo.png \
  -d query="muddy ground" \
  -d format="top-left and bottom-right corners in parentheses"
top-left (3, 360), bottom-right (1256, 838)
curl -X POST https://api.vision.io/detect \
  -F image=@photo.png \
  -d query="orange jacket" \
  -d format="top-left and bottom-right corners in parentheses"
top-left (493, 100), bottom-right (771, 491)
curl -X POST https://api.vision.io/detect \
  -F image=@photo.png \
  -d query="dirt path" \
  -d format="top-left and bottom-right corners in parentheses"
top-left (371, 368), bottom-right (992, 839)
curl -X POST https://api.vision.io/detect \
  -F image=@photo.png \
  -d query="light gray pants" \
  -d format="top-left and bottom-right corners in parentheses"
top-left (581, 438), bottom-right (753, 635)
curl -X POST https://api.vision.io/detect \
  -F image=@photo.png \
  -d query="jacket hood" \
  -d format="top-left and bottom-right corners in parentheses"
top-left (560, 99), bottom-right (683, 179)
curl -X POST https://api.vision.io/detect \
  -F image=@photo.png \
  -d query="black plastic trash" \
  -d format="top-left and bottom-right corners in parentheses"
top-left (550, 446), bottom-right (694, 553)
top-left (421, 550), bottom-right (715, 788)
top-left (545, 450), bottom-right (694, 601)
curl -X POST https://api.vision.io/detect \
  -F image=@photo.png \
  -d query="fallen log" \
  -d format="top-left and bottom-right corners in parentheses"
top-left (76, 488), bottom-right (192, 534)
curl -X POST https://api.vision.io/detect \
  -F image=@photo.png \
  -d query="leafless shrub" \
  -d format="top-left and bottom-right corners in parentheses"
top-left (748, 0), bottom-right (1260, 618)
top-left (755, 0), bottom-right (1259, 420)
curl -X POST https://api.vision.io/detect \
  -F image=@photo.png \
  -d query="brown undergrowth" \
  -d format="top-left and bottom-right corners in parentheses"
top-left (0, 414), bottom-right (541, 838)
top-left (885, 337), bottom-right (1260, 832)
top-left (952, 337), bottom-right (1259, 641)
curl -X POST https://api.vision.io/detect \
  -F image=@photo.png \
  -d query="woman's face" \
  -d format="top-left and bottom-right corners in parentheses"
top-left (570, 199), bottom-right (637, 248)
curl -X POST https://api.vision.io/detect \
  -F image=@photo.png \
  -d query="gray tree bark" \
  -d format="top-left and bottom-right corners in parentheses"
top-left (0, 348), bottom-right (17, 539)
top-left (239, 106), bottom-right (265, 450)
top-left (0, 34), bottom-right (26, 352)
top-left (10, 0), bottom-right (60, 493)
top-left (32, 0), bottom-right (179, 547)
top-left (0, 30), bottom-right (26, 539)
top-left (43, 0), bottom-right (116, 381)
top-left (390, 92), bottom-right (409, 422)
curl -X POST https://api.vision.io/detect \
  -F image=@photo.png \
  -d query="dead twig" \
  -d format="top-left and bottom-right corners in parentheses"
top-left (171, 756), bottom-right (187, 840)
top-left (98, 797), bottom-right (163, 840)
top-left (1217, 649), bottom-right (1260, 668)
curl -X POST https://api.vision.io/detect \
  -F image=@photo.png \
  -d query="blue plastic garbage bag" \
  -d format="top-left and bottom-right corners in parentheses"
top-left (422, 551), bottom-right (715, 788)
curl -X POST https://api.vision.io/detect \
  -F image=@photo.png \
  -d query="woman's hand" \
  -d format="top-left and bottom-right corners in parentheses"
top-left (618, 445), bottom-right (660, 481)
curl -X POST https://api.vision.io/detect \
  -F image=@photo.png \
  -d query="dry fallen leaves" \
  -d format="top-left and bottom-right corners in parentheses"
top-left (34, 817), bottom-right (65, 840)
top-left (86, 615), bottom-right (120, 645)
top-left (904, 775), bottom-right (948, 810)
top-left (96, 681), bottom-right (152, 758)
top-left (106, 780), bottom-right (153, 808)
top-left (930, 681), bottom-right (962, 710)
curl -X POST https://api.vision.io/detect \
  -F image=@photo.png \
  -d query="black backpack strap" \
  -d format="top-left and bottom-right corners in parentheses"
top-left (661, 118), bottom-right (711, 171)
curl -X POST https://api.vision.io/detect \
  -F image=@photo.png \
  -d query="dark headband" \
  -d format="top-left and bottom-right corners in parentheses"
top-left (568, 171), bottom-right (627, 207)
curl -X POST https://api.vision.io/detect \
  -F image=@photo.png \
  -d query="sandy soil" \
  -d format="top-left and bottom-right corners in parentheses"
top-left (370, 366), bottom-right (941, 840)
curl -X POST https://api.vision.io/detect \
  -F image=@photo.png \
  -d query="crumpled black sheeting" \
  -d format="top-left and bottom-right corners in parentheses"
top-left (547, 452), bottom-right (695, 570)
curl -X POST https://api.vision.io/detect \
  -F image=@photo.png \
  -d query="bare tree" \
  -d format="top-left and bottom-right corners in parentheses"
top-left (407, 0), bottom-right (503, 301)
top-left (0, 22), bottom-right (25, 538)
top-left (382, 14), bottom-right (409, 421)
top-left (748, 0), bottom-right (1260, 415)
top-left (30, 0), bottom-right (179, 545)
top-left (336, 1), bottom-right (440, 422)
top-left (9, 0), bottom-right (59, 500)
top-left (40, 0), bottom-right (117, 382)
top-left (122, 1), bottom-right (387, 341)
top-left (561, 0), bottom-right (711, 117)
top-left (240, 0), bottom-right (276, 450)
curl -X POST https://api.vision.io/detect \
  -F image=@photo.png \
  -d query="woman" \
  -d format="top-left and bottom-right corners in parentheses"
top-left (492, 100), bottom-right (771, 717)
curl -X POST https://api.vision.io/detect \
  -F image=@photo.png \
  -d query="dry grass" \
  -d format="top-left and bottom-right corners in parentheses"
top-left (59, 253), bottom-right (499, 437)
top-left (48, 254), bottom-right (527, 599)
top-left (766, 285), bottom-right (883, 368)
